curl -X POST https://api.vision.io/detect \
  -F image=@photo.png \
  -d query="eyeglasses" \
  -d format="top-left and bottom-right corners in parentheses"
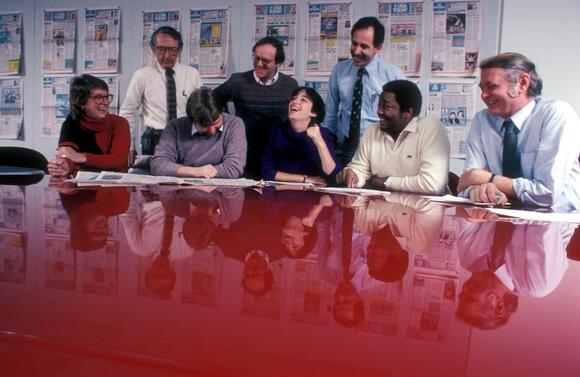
top-left (153, 46), bottom-right (180, 55)
top-left (252, 54), bottom-right (274, 66)
top-left (89, 94), bottom-right (114, 104)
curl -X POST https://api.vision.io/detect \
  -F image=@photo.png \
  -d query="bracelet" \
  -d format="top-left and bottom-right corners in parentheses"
top-left (303, 175), bottom-right (308, 183)
top-left (489, 173), bottom-right (496, 183)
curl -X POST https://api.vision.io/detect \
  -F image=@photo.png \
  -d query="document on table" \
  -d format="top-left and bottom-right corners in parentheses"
top-left (487, 208), bottom-right (580, 224)
top-left (313, 186), bottom-right (390, 196)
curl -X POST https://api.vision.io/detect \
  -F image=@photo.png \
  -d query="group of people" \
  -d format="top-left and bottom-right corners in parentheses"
top-left (47, 16), bottom-right (580, 209)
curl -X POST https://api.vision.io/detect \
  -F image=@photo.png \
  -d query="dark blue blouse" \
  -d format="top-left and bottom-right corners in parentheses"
top-left (261, 122), bottom-right (341, 183)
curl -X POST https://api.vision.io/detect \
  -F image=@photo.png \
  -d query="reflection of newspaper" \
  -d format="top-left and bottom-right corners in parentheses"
top-left (43, 10), bottom-right (77, 74)
top-left (141, 10), bottom-right (181, 67)
top-left (41, 76), bottom-right (73, 138)
top-left (378, 2), bottom-right (423, 75)
top-left (81, 241), bottom-right (118, 296)
top-left (427, 81), bottom-right (476, 158)
top-left (414, 216), bottom-right (459, 276)
top-left (84, 8), bottom-right (121, 73)
top-left (431, 1), bottom-right (481, 76)
top-left (304, 80), bottom-right (329, 99)
top-left (359, 282), bottom-right (403, 336)
top-left (406, 273), bottom-right (457, 343)
top-left (0, 231), bottom-right (25, 283)
top-left (290, 260), bottom-right (333, 325)
top-left (189, 8), bottom-right (230, 78)
top-left (44, 236), bottom-right (76, 290)
top-left (0, 186), bottom-right (25, 230)
top-left (306, 3), bottom-right (352, 75)
top-left (182, 247), bottom-right (221, 307)
top-left (254, 4), bottom-right (297, 75)
top-left (0, 77), bottom-right (23, 139)
top-left (0, 13), bottom-right (23, 75)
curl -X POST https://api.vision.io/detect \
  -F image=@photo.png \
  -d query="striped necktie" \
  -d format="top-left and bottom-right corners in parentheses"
top-left (166, 68), bottom-right (177, 122)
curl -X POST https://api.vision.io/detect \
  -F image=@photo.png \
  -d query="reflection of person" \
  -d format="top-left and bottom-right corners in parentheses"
top-left (47, 74), bottom-right (130, 177)
top-left (60, 187), bottom-right (130, 252)
top-left (150, 88), bottom-right (246, 178)
top-left (213, 37), bottom-right (299, 178)
top-left (120, 26), bottom-right (202, 157)
top-left (456, 211), bottom-right (573, 329)
top-left (261, 86), bottom-right (340, 185)
top-left (458, 53), bottom-right (580, 208)
top-left (323, 17), bottom-right (405, 165)
top-left (337, 80), bottom-right (450, 194)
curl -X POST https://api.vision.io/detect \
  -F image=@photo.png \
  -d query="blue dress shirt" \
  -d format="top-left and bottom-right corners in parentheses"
top-left (323, 56), bottom-right (405, 141)
top-left (461, 97), bottom-right (580, 209)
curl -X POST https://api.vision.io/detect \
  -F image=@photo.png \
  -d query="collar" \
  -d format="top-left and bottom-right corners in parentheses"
top-left (352, 55), bottom-right (379, 74)
top-left (493, 98), bottom-right (536, 132)
top-left (253, 69), bottom-right (279, 85)
top-left (191, 121), bottom-right (224, 136)
top-left (379, 116), bottom-right (418, 142)
top-left (154, 60), bottom-right (178, 75)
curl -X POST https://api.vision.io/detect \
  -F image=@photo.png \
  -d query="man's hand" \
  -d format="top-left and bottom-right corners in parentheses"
top-left (366, 175), bottom-right (387, 190)
top-left (458, 168), bottom-right (492, 192)
top-left (337, 168), bottom-right (358, 188)
top-left (48, 176), bottom-right (78, 195)
top-left (47, 158), bottom-right (71, 177)
top-left (468, 183), bottom-right (508, 206)
top-left (56, 146), bottom-right (86, 164)
top-left (191, 164), bottom-right (218, 179)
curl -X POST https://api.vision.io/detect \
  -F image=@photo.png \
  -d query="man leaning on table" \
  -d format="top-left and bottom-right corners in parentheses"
top-left (337, 80), bottom-right (450, 195)
top-left (457, 52), bottom-right (580, 209)
top-left (150, 88), bottom-right (246, 178)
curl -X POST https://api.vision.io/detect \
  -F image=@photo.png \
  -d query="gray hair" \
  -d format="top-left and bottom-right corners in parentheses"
top-left (479, 52), bottom-right (542, 97)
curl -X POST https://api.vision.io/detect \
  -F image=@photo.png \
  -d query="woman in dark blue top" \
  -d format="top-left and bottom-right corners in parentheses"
top-left (261, 86), bottom-right (340, 185)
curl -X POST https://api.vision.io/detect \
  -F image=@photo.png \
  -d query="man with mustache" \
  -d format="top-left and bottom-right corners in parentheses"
top-left (323, 17), bottom-right (405, 165)
top-left (457, 53), bottom-right (580, 209)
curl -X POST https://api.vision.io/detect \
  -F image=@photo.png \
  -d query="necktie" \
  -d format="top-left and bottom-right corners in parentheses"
top-left (165, 68), bottom-right (177, 122)
top-left (502, 119), bottom-right (522, 178)
top-left (160, 214), bottom-right (174, 257)
top-left (343, 67), bottom-right (367, 164)
top-left (487, 221), bottom-right (516, 271)
top-left (341, 208), bottom-right (355, 281)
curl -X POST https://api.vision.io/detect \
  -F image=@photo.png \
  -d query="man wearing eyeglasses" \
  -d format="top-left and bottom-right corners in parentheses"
top-left (337, 80), bottom-right (450, 195)
top-left (120, 26), bottom-right (202, 160)
top-left (213, 36), bottom-right (298, 179)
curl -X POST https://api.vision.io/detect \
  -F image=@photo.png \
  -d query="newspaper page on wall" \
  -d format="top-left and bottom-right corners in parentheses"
top-left (41, 76), bottom-right (73, 138)
top-left (189, 8), bottom-right (230, 78)
top-left (0, 13), bottom-right (23, 76)
top-left (43, 10), bottom-right (77, 74)
top-left (254, 4), bottom-right (297, 75)
top-left (378, 2), bottom-right (423, 76)
top-left (304, 80), bottom-right (329, 99)
top-left (0, 77), bottom-right (23, 139)
top-left (305, 2), bottom-right (352, 76)
top-left (84, 8), bottom-right (121, 73)
top-left (431, 1), bottom-right (481, 76)
top-left (427, 81), bottom-right (476, 158)
top-left (141, 10), bottom-right (181, 67)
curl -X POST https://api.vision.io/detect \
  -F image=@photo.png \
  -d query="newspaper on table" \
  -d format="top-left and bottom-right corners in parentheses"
top-left (378, 2), bottom-right (423, 76)
top-left (254, 4), bottom-right (297, 75)
top-left (189, 8), bottom-right (230, 78)
top-left (0, 77), bottom-right (23, 139)
top-left (426, 81), bottom-right (476, 158)
top-left (84, 7), bottom-right (121, 73)
top-left (141, 10), bottom-right (181, 67)
top-left (304, 80), bottom-right (329, 99)
top-left (41, 75), bottom-right (73, 138)
top-left (305, 2), bottom-right (352, 75)
top-left (43, 9), bottom-right (77, 74)
top-left (0, 13), bottom-right (23, 76)
top-left (430, 1), bottom-right (481, 76)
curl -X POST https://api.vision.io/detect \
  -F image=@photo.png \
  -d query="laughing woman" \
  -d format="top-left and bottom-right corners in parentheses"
top-left (47, 74), bottom-right (130, 177)
top-left (261, 86), bottom-right (340, 185)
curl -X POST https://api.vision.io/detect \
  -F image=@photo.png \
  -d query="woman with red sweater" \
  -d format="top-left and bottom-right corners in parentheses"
top-left (47, 74), bottom-right (130, 177)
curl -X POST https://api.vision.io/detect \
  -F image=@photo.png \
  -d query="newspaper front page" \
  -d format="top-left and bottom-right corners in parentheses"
top-left (254, 4), bottom-right (297, 75)
top-left (378, 2), bottom-right (423, 76)
top-left (141, 10), bottom-right (181, 67)
top-left (0, 77), bottom-right (23, 139)
top-left (84, 8), bottom-right (121, 73)
top-left (41, 76), bottom-right (72, 138)
top-left (43, 9), bottom-right (77, 74)
top-left (0, 13), bottom-right (23, 76)
top-left (305, 2), bottom-right (352, 75)
top-left (427, 81), bottom-right (477, 158)
top-left (430, 1), bottom-right (481, 76)
top-left (189, 8), bottom-right (230, 78)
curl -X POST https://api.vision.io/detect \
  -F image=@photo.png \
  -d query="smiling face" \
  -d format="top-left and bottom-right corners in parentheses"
top-left (377, 91), bottom-right (410, 135)
top-left (281, 216), bottom-right (308, 256)
top-left (479, 68), bottom-right (531, 119)
top-left (84, 88), bottom-right (111, 120)
top-left (350, 27), bottom-right (382, 67)
top-left (288, 90), bottom-right (316, 129)
top-left (253, 43), bottom-right (279, 82)
top-left (151, 33), bottom-right (181, 69)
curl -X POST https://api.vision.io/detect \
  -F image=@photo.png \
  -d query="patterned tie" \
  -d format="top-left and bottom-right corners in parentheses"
top-left (343, 67), bottom-right (367, 164)
top-left (165, 68), bottom-right (177, 122)
top-left (160, 214), bottom-right (174, 257)
top-left (341, 208), bottom-right (354, 281)
top-left (488, 221), bottom-right (516, 271)
top-left (502, 119), bottom-right (522, 178)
